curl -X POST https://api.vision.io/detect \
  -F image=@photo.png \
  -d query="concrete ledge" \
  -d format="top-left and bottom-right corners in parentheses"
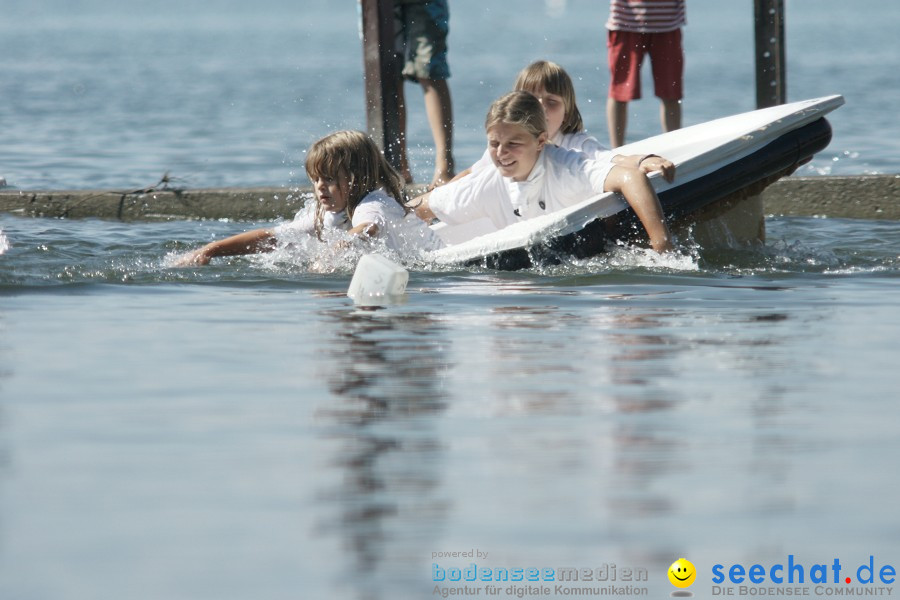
top-left (760, 174), bottom-right (900, 219)
top-left (1, 175), bottom-right (897, 222)
top-left (0, 187), bottom-right (311, 222)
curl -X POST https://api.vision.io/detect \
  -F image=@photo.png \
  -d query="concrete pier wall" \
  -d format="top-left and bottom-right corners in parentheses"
top-left (759, 174), bottom-right (899, 219)
top-left (1, 175), bottom-right (898, 222)
top-left (0, 187), bottom-right (308, 222)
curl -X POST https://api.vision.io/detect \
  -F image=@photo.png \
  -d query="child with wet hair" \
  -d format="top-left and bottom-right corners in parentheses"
top-left (177, 130), bottom-right (440, 266)
top-left (409, 90), bottom-right (675, 253)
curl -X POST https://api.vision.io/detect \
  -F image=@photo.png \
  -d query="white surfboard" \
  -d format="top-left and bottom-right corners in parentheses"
top-left (426, 95), bottom-right (844, 270)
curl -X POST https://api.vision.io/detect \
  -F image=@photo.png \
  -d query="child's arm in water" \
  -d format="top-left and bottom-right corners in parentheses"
top-left (176, 222), bottom-right (382, 266)
top-left (175, 228), bottom-right (277, 266)
top-left (348, 222), bottom-right (379, 238)
top-left (603, 165), bottom-right (674, 253)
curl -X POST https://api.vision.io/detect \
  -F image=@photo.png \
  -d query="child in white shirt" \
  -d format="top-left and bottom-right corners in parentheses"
top-left (176, 130), bottom-right (440, 266)
top-left (462, 60), bottom-right (609, 181)
top-left (409, 91), bottom-right (675, 253)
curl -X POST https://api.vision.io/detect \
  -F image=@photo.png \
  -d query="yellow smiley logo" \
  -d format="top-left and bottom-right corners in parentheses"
top-left (668, 558), bottom-right (697, 588)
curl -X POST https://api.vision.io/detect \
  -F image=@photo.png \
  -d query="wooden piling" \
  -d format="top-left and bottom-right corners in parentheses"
top-left (754, 0), bottom-right (787, 108)
top-left (359, 0), bottom-right (403, 170)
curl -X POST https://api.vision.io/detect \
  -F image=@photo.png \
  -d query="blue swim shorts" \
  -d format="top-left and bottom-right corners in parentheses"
top-left (394, 0), bottom-right (451, 81)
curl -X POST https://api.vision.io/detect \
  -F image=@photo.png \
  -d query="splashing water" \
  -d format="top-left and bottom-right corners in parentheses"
top-left (2, 213), bottom-right (898, 290)
top-left (496, 241), bottom-right (702, 279)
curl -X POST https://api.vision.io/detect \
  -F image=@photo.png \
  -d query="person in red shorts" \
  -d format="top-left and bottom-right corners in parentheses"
top-left (605, 0), bottom-right (686, 148)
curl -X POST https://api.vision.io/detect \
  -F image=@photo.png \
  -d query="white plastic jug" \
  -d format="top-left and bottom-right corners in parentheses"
top-left (347, 253), bottom-right (409, 305)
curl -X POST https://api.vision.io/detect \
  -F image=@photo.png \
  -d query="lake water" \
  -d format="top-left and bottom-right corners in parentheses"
top-left (1, 1), bottom-right (900, 599)
top-left (1, 0), bottom-right (898, 189)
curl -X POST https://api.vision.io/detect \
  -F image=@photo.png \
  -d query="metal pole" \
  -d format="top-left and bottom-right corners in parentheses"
top-left (359, 0), bottom-right (403, 169)
top-left (754, 0), bottom-right (787, 108)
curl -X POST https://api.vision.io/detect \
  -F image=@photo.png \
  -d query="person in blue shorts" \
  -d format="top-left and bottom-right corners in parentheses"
top-left (394, 0), bottom-right (456, 187)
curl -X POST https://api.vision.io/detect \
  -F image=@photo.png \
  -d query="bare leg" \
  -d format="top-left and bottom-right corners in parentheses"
top-left (606, 98), bottom-right (628, 148)
top-left (395, 81), bottom-right (413, 184)
top-left (661, 98), bottom-right (682, 132)
top-left (420, 77), bottom-right (455, 186)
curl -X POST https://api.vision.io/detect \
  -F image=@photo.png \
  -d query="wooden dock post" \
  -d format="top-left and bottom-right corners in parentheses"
top-left (359, 0), bottom-right (403, 170)
top-left (754, 0), bottom-right (787, 108)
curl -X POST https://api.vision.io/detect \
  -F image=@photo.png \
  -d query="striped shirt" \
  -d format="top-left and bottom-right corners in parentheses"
top-left (606, 0), bottom-right (686, 33)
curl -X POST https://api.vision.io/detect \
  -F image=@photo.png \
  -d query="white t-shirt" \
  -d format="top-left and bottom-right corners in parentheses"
top-left (275, 189), bottom-right (443, 252)
top-left (428, 144), bottom-right (616, 229)
top-left (469, 130), bottom-right (610, 175)
top-left (552, 131), bottom-right (609, 160)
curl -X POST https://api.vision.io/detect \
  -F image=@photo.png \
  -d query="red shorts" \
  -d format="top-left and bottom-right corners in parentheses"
top-left (607, 29), bottom-right (684, 102)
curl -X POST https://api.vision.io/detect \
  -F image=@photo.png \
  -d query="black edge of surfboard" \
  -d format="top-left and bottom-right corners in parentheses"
top-left (467, 117), bottom-right (834, 271)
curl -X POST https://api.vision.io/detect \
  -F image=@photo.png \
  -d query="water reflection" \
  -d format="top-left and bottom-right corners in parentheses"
top-left (605, 309), bottom-right (681, 413)
top-left (468, 298), bottom-right (833, 575)
top-left (591, 308), bottom-right (684, 532)
top-left (477, 303), bottom-right (685, 480)
top-left (314, 307), bottom-right (450, 599)
top-left (306, 291), bottom-right (864, 595)
top-left (486, 305), bottom-right (580, 412)
top-left (445, 301), bottom-right (688, 580)
top-left (480, 301), bottom-right (684, 414)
